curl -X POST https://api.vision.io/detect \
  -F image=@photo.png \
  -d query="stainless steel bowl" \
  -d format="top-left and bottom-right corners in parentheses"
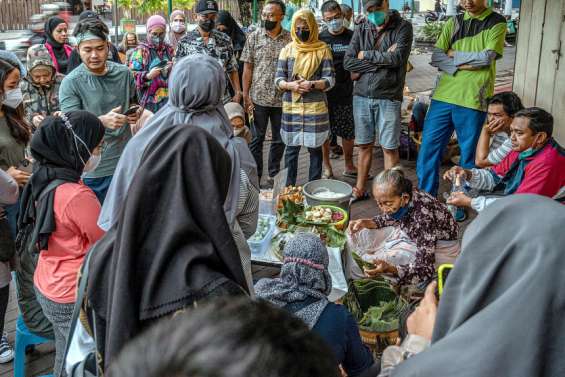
top-left (303, 179), bottom-right (353, 210)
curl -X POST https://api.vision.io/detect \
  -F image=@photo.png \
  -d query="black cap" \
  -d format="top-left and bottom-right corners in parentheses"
top-left (196, 0), bottom-right (218, 14)
top-left (79, 10), bottom-right (100, 21)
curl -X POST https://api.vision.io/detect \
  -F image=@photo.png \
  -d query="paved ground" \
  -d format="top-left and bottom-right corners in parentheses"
top-left (0, 46), bottom-right (517, 377)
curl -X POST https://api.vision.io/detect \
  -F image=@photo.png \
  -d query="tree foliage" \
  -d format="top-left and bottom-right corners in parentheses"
top-left (118, 0), bottom-right (196, 15)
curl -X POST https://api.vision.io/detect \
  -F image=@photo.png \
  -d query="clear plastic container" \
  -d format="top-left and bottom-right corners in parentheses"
top-left (248, 215), bottom-right (276, 258)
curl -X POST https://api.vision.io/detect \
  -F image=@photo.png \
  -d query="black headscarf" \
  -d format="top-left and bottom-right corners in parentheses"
top-left (44, 16), bottom-right (66, 48)
top-left (393, 194), bottom-right (565, 377)
top-left (86, 126), bottom-right (249, 370)
top-left (217, 11), bottom-right (247, 51)
top-left (44, 16), bottom-right (69, 72)
top-left (18, 111), bottom-right (105, 251)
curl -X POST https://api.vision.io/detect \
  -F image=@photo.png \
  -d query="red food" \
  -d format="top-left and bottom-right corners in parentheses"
top-left (332, 211), bottom-right (345, 222)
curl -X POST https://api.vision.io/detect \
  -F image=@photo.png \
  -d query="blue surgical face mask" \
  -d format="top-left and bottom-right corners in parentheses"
top-left (389, 204), bottom-right (410, 221)
top-left (367, 11), bottom-right (387, 26)
top-left (327, 18), bottom-right (344, 33)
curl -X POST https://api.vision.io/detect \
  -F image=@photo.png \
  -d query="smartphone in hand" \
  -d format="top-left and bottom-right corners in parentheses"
top-left (123, 105), bottom-right (140, 116)
top-left (437, 264), bottom-right (454, 298)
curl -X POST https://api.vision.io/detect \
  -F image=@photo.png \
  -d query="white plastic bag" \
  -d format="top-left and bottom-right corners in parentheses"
top-left (347, 227), bottom-right (418, 268)
top-left (327, 246), bottom-right (347, 302)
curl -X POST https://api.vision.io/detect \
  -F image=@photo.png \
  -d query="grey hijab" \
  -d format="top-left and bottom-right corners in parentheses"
top-left (393, 194), bottom-right (565, 377)
top-left (255, 233), bottom-right (332, 328)
top-left (98, 54), bottom-right (257, 230)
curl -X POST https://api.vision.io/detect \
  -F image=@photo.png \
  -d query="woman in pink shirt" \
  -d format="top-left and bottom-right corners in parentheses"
top-left (18, 111), bottom-right (105, 376)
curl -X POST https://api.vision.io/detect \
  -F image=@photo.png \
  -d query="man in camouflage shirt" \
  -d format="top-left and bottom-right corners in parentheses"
top-left (175, 0), bottom-right (242, 105)
top-left (21, 44), bottom-right (64, 128)
top-left (241, 0), bottom-right (291, 186)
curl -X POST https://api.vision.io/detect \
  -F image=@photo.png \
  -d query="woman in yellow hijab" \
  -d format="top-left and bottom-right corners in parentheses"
top-left (275, 9), bottom-right (335, 186)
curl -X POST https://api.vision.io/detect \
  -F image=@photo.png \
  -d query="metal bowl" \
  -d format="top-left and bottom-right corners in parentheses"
top-left (303, 179), bottom-right (353, 210)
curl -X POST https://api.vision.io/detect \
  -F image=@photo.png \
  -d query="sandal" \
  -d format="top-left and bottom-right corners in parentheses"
top-left (322, 168), bottom-right (334, 179)
top-left (351, 187), bottom-right (370, 203)
top-left (342, 170), bottom-right (358, 178)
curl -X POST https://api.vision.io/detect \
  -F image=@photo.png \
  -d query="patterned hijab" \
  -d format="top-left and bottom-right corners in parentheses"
top-left (290, 9), bottom-right (331, 80)
top-left (255, 233), bottom-right (332, 328)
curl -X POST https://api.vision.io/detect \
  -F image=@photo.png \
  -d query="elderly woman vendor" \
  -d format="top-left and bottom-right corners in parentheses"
top-left (349, 168), bottom-right (459, 285)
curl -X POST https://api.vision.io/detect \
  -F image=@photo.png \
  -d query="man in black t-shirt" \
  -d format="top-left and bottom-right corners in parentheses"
top-left (320, 0), bottom-right (357, 179)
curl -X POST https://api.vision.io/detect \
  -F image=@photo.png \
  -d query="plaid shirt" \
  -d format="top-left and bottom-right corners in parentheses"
top-left (275, 43), bottom-right (335, 148)
top-left (176, 29), bottom-right (238, 102)
top-left (240, 28), bottom-right (291, 107)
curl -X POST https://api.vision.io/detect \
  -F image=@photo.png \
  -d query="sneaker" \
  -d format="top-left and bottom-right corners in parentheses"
top-left (0, 333), bottom-right (14, 363)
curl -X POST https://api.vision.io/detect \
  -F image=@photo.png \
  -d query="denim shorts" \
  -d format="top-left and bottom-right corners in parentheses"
top-left (353, 96), bottom-right (401, 149)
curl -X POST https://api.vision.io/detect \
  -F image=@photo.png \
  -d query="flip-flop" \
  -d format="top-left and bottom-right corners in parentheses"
top-left (322, 169), bottom-right (334, 179)
top-left (342, 170), bottom-right (358, 178)
top-left (351, 187), bottom-right (370, 203)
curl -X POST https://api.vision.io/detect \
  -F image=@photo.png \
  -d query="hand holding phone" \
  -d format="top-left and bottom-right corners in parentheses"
top-left (437, 263), bottom-right (454, 298)
top-left (123, 105), bottom-right (140, 116)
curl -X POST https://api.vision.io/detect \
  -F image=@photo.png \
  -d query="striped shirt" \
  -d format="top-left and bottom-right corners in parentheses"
top-left (275, 44), bottom-right (335, 148)
top-left (487, 134), bottom-right (513, 165)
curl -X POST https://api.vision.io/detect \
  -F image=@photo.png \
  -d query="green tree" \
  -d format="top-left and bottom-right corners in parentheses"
top-left (118, 0), bottom-right (196, 16)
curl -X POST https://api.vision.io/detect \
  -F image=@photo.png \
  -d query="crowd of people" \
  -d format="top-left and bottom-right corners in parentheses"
top-left (0, 0), bottom-right (563, 375)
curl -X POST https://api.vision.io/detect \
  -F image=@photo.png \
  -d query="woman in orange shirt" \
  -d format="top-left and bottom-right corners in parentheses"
top-left (18, 110), bottom-right (105, 376)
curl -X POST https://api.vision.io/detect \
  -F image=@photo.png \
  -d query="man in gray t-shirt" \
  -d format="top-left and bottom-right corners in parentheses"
top-left (59, 18), bottom-right (139, 203)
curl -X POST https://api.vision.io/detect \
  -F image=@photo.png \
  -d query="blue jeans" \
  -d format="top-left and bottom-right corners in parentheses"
top-left (83, 175), bottom-right (113, 204)
top-left (417, 100), bottom-right (486, 196)
top-left (285, 146), bottom-right (323, 186)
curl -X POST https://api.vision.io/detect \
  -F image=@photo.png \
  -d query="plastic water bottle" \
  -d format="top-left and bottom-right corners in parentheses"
top-left (445, 173), bottom-right (467, 217)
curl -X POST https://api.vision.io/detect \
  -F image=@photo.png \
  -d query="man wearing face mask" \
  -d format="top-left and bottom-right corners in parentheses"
top-left (59, 18), bottom-right (140, 203)
top-left (21, 44), bottom-right (64, 129)
top-left (343, 0), bottom-right (413, 202)
top-left (241, 0), bottom-right (291, 187)
top-left (418, 0), bottom-right (507, 214)
top-left (340, 3), bottom-right (354, 30)
top-left (319, 1), bottom-right (356, 180)
top-left (445, 108), bottom-right (565, 212)
top-left (129, 15), bottom-right (173, 113)
top-left (175, 0), bottom-right (242, 105)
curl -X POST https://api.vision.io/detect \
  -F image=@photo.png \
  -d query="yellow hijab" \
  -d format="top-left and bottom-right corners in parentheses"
top-left (290, 9), bottom-right (330, 80)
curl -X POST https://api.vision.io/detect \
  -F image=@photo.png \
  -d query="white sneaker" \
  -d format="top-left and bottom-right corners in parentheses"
top-left (0, 333), bottom-right (14, 363)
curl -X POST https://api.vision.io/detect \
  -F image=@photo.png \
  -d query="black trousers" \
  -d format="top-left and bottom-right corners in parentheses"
top-left (0, 284), bottom-right (9, 334)
top-left (249, 104), bottom-right (285, 180)
top-left (285, 145), bottom-right (323, 186)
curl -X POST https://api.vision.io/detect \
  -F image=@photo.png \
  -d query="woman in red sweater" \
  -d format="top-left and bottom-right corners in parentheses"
top-left (18, 111), bottom-right (105, 376)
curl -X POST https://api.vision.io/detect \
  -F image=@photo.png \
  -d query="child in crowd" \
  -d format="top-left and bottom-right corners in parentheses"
top-left (225, 102), bottom-right (252, 143)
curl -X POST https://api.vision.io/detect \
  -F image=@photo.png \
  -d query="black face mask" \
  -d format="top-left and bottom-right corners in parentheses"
top-left (297, 29), bottom-right (310, 42)
top-left (263, 20), bottom-right (278, 31)
top-left (199, 19), bottom-right (215, 32)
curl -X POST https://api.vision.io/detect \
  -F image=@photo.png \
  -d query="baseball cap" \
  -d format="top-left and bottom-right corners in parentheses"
top-left (363, 0), bottom-right (386, 10)
top-left (196, 0), bottom-right (219, 14)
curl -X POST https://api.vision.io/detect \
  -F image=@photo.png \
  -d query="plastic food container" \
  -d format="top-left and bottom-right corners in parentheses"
top-left (259, 189), bottom-right (275, 215)
top-left (303, 179), bottom-right (353, 211)
top-left (248, 215), bottom-right (276, 257)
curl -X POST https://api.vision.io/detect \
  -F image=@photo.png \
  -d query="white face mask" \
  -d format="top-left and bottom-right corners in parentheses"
top-left (171, 20), bottom-right (186, 33)
top-left (2, 87), bottom-right (23, 109)
top-left (83, 153), bottom-right (101, 173)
